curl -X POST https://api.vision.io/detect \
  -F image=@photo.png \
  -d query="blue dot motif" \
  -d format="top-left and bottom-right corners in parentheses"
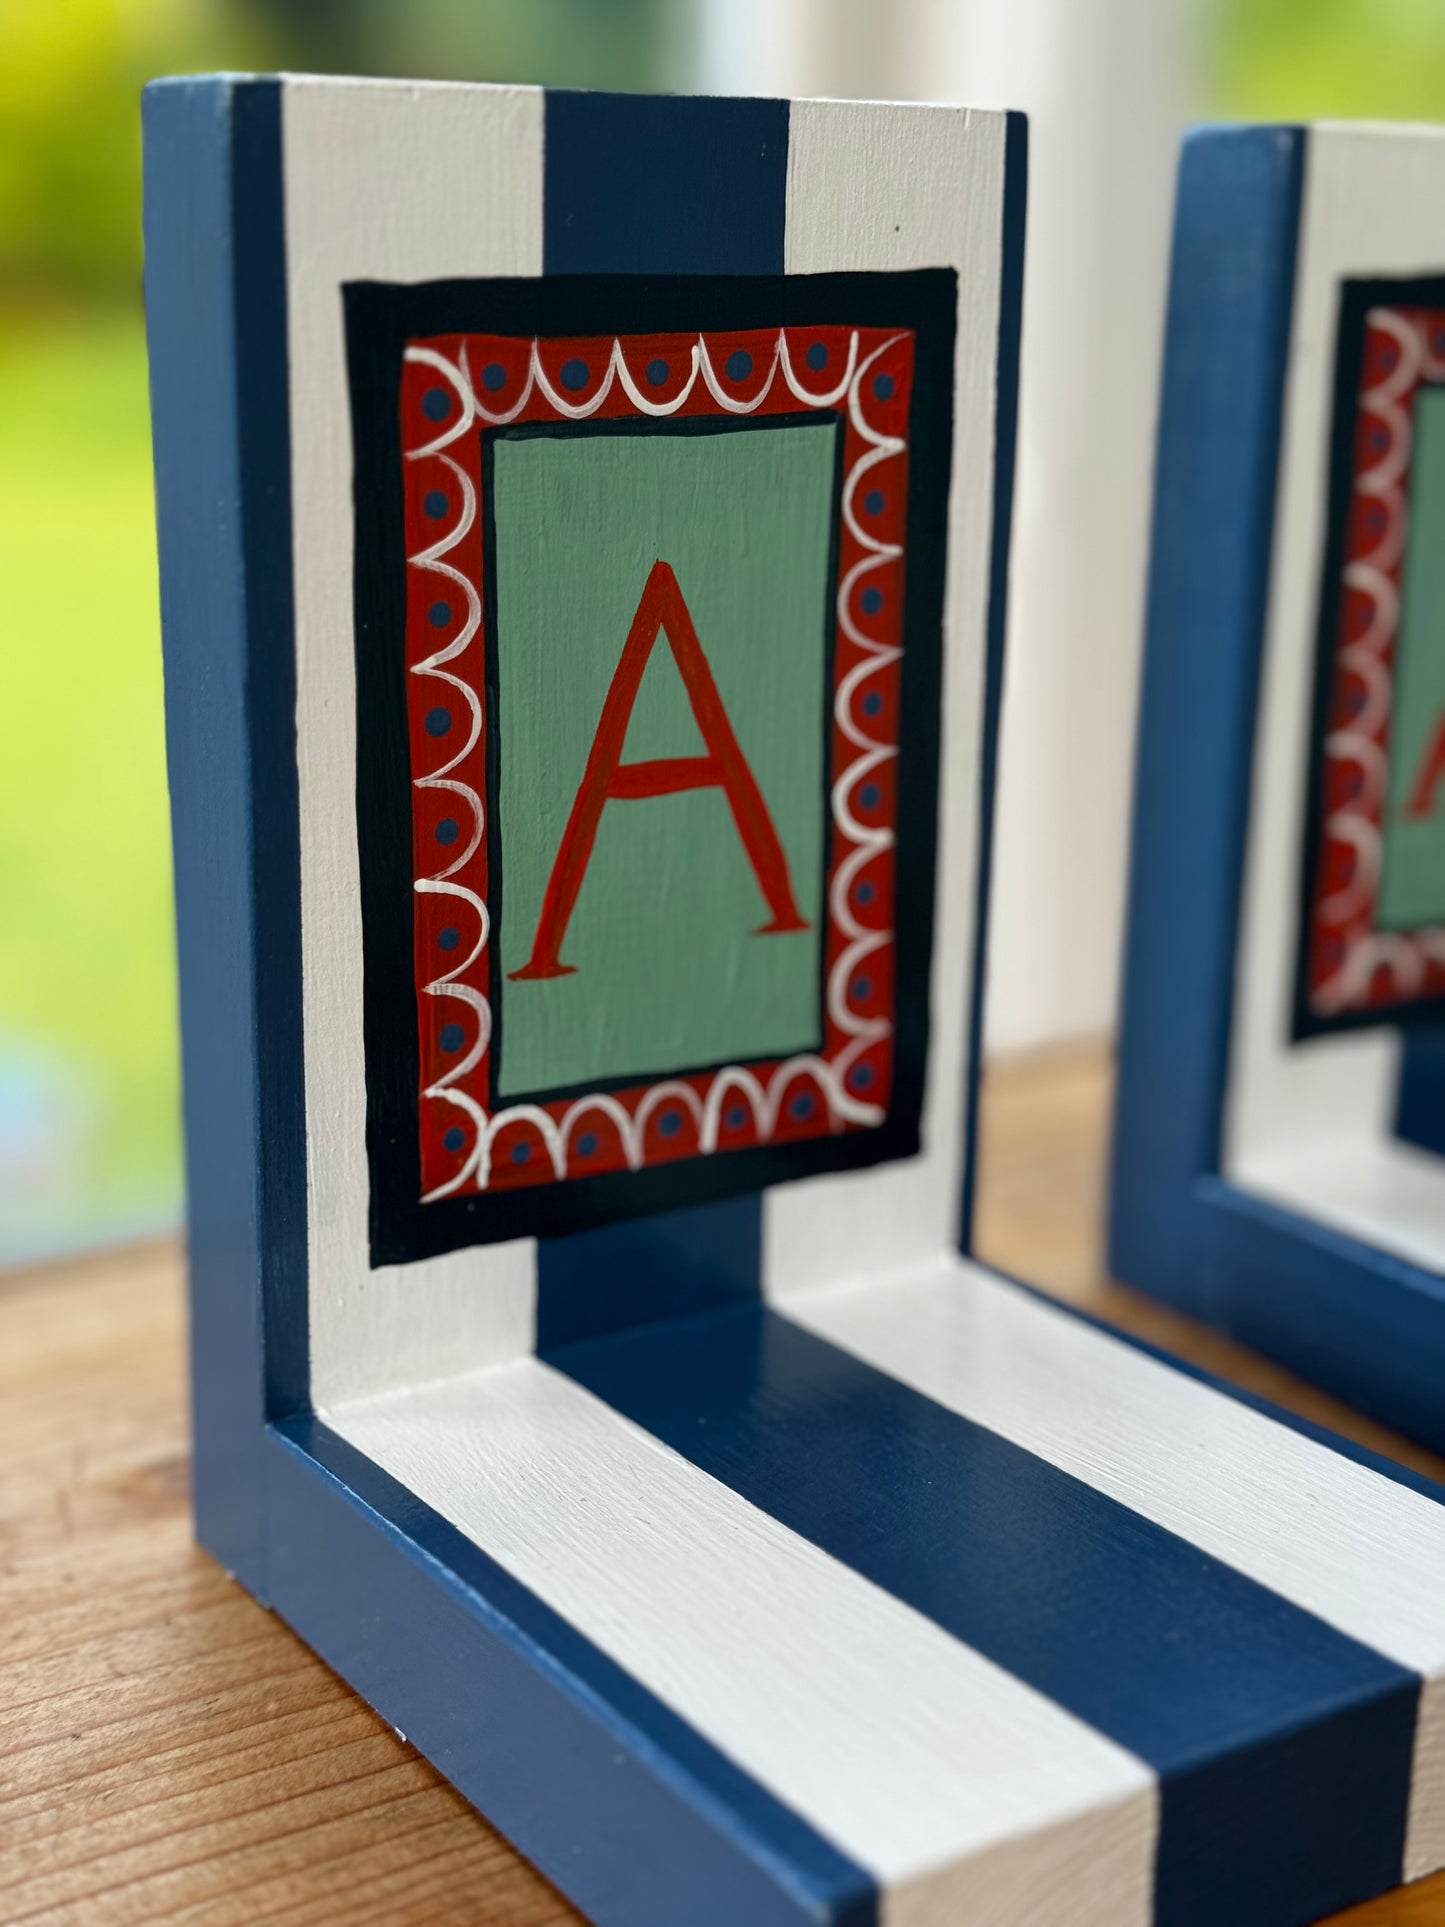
top-left (790, 1092), bottom-right (815, 1121)
top-left (873, 372), bottom-right (895, 401)
top-left (860, 782), bottom-right (881, 810)
top-left (422, 386), bottom-right (451, 421)
top-left (806, 341), bottom-right (828, 371)
top-left (443, 1126), bottom-right (465, 1152)
top-left (423, 490), bottom-right (448, 520)
top-left (860, 586), bottom-right (884, 615)
top-left (511, 1141), bottom-right (532, 1165)
top-left (658, 1109), bottom-right (682, 1138)
top-left (439, 1022), bottom-right (464, 1052)
top-left (726, 349), bottom-right (753, 381)
top-left (424, 706), bottom-right (451, 737)
top-left (862, 691), bottom-right (884, 718)
top-left (864, 488), bottom-right (885, 516)
top-left (481, 362), bottom-right (506, 392)
top-left (857, 880), bottom-right (876, 906)
top-left (646, 358), bottom-right (669, 387)
top-left (428, 599), bottom-right (452, 629)
top-left (725, 1105), bottom-right (747, 1130)
top-left (851, 1064), bottom-right (874, 1091)
top-left (560, 358), bottom-right (590, 392)
top-left (576, 1131), bottom-right (598, 1158)
top-left (853, 975), bottom-right (873, 1001)
top-left (438, 925), bottom-right (460, 951)
top-left (435, 818), bottom-right (460, 845)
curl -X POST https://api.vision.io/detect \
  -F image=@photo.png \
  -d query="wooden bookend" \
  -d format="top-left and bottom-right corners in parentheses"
top-left (1113, 124), bottom-right (1445, 1459)
top-left (147, 81), bottom-right (1445, 1927)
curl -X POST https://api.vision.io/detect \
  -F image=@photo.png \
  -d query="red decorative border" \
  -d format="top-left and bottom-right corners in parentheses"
top-left (399, 324), bottom-right (915, 1200)
top-left (1304, 306), bottom-right (1445, 1020)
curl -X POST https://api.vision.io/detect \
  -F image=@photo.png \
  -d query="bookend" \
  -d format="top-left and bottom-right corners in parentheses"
top-left (147, 82), bottom-right (1445, 1927)
top-left (1113, 124), bottom-right (1445, 1458)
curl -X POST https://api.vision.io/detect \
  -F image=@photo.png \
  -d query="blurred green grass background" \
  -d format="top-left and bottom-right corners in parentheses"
top-left (0, 0), bottom-right (671, 1259)
top-left (0, 315), bottom-right (174, 1253)
top-left (2, 0), bottom-right (1444, 1260)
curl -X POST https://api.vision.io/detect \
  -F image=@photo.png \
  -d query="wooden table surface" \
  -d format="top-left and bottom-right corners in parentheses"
top-left (5, 1043), bottom-right (1444, 1925)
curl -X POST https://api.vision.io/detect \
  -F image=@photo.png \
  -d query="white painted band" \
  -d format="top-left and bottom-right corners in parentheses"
top-left (790, 1253), bottom-right (1445, 1877)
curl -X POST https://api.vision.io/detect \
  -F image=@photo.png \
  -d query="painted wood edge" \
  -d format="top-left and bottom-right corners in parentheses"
top-left (959, 110), bottom-right (1027, 1253)
top-left (1196, 1177), bottom-right (1445, 1453)
top-left (266, 1418), bottom-right (877, 1927)
top-left (1108, 121), bottom-right (1305, 1299)
top-left (143, 73), bottom-right (309, 1593)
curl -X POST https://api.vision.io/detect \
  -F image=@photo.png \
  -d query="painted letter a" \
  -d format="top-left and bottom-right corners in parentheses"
top-left (510, 560), bottom-right (807, 980)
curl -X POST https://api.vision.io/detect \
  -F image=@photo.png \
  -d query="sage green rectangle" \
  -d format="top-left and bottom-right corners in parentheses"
top-left (491, 419), bottom-right (838, 1098)
top-left (1379, 386), bottom-right (1445, 930)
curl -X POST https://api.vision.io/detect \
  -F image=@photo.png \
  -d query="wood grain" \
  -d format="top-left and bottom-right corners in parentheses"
top-left (3, 1042), bottom-right (1442, 1923)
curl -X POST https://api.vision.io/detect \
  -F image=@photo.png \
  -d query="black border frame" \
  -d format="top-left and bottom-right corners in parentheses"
top-left (1294, 271), bottom-right (1445, 1039)
top-left (346, 269), bottom-right (958, 1264)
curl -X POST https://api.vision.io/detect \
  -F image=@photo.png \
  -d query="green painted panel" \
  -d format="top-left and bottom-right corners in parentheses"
top-left (1380, 386), bottom-right (1445, 930)
top-left (491, 419), bottom-right (838, 1097)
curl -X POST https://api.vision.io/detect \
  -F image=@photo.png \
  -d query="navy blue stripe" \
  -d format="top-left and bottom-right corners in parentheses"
top-left (533, 94), bottom-right (876, 1914)
top-left (959, 110), bottom-right (1027, 1249)
top-left (229, 83), bottom-right (310, 1425)
top-left (543, 91), bottom-right (788, 278)
top-left (1203, 1174), bottom-right (1445, 1453)
top-left (548, 1303), bottom-right (1418, 1927)
top-left (1109, 123), bottom-right (1305, 1300)
top-left (1396, 1028), bottom-right (1445, 1158)
top-left (276, 1418), bottom-right (874, 1927)
top-left (143, 77), bottom-right (309, 1595)
top-left (537, 1196), bottom-right (762, 1350)
top-left (534, 92), bottom-right (791, 1347)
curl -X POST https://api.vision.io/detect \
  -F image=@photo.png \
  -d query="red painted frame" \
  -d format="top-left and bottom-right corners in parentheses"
top-left (1303, 305), bottom-right (1445, 1023)
top-left (399, 323), bottom-right (916, 1201)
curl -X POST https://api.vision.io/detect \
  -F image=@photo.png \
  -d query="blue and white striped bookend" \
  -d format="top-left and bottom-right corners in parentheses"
top-left (1112, 124), bottom-right (1445, 1457)
top-left (146, 79), bottom-right (1445, 1926)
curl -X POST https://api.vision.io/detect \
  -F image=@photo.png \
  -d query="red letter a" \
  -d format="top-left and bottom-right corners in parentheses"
top-left (510, 560), bottom-right (808, 980)
top-left (1405, 707), bottom-right (1445, 820)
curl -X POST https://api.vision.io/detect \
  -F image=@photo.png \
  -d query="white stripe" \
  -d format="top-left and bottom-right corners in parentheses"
top-left (281, 77), bottom-right (544, 1406)
top-left (766, 100), bottom-right (1010, 1301)
top-left (789, 1253), bottom-right (1445, 1880)
top-left (331, 1357), bottom-right (1156, 1922)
